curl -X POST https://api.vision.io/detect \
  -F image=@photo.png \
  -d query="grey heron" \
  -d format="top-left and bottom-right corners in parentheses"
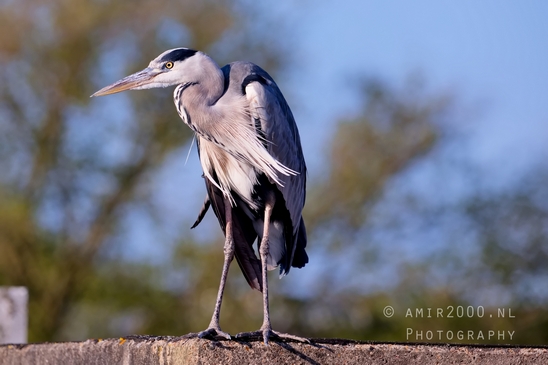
top-left (92, 48), bottom-right (308, 344)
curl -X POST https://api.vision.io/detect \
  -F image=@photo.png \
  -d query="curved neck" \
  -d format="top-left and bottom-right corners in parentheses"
top-left (186, 52), bottom-right (225, 105)
top-left (173, 53), bottom-right (226, 130)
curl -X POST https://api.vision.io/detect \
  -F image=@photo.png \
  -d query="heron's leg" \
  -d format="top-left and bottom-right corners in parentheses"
top-left (198, 197), bottom-right (234, 340)
top-left (258, 192), bottom-right (275, 344)
top-left (236, 192), bottom-right (310, 345)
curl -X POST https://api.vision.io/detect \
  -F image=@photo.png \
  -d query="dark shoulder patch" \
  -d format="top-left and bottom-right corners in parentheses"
top-left (160, 48), bottom-right (197, 63)
top-left (241, 73), bottom-right (268, 94)
top-left (221, 64), bottom-right (232, 94)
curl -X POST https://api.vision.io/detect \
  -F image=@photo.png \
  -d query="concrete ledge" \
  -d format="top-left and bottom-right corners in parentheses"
top-left (1, 335), bottom-right (547, 365)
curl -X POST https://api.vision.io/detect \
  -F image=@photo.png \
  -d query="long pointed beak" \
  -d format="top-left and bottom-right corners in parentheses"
top-left (91, 67), bottom-right (160, 97)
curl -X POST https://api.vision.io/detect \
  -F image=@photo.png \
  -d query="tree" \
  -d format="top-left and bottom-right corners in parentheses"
top-left (279, 77), bottom-right (455, 340)
top-left (296, 74), bottom-right (548, 344)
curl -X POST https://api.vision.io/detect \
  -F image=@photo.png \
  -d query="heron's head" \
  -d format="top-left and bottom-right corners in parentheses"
top-left (92, 48), bottom-right (203, 97)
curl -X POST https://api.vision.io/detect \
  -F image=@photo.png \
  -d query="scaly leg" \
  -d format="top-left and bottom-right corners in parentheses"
top-left (198, 197), bottom-right (234, 340)
top-left (258, 192), bottom-right (275, 344)
top-left (236, 192), bottom-right (309, 345)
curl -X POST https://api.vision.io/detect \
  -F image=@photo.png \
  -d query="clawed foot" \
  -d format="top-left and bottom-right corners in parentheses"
top-left (236, 329), bottom-right (310, 345)
top-left (198, 327), bottom-right (231, 340)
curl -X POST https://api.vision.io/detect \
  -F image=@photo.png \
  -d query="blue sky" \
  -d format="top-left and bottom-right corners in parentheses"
top-left (288, 1), bottom-right (547, 177)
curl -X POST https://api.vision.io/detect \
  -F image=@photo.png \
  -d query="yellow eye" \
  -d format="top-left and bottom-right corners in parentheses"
top-left (165, 61), bottom-right (174, 69)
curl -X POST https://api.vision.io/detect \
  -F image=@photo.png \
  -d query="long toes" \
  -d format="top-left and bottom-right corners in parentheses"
top-left (198, 328), bottom-right (231, 340)
top-left (236, 329), bottom-right (308, 344)
top-left (271, 330), bottom-right (311, 343)
top-left (235, 330), bottom-right (262, 340)
top-left (235, 330), bottom-right (271, 345)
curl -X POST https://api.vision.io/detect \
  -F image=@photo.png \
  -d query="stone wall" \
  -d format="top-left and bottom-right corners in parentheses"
top-left (1, 335), bottom-right (547, 365)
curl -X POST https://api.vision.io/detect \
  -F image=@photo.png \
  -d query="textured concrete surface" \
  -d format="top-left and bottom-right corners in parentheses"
top-left (1, 335), bottom-right (547, 365)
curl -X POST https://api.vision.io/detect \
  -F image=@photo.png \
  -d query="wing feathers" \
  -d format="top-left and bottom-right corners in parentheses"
top-left (245, 77), bottom-right (307, 234)
top-left (192, 94), bottom-right (296, 205)
top-left (243, 69), bottom-right (308, 273)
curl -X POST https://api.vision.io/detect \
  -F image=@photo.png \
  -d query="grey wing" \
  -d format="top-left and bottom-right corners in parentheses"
top-left (244, 69), bottom-right (307, 234)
